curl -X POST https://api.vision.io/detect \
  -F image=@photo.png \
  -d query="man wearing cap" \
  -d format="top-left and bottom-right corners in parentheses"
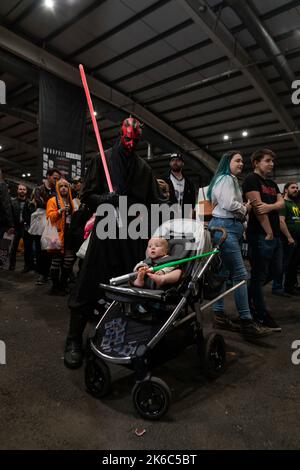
top-left (71, 177), bottom-right (82, 211)
top-left (71, 177), bottom-right (82, 199)
top-left (64, 117), bottom-right (167, 368)
top-left (161, 153), bottom-right (196, 217)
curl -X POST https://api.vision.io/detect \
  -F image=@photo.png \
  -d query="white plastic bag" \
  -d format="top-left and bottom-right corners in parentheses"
top-left (41, 219), bottom-right (61, 251)
top-left (76, 235), bottom-right (90, 259)
top-left (28, 208), bottom-right (46, 236)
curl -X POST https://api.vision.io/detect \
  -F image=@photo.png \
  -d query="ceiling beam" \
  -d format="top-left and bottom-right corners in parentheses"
top-left (66, 0), bottom-right (171, 60)
top-left (91, 19), bottom-right (193, 73)
top-left (195, 119), bottom-right (281, 140)
top-left (2, 172), bottom-right (35, 189)
top-left (226, 0), bottom-right (296, 90)
top-left (41, 0), bottom-right (108, 45)
top-left (185, 109), bottom-right (273, 133)
top-left (0, 154), bottom-right (33, 172)
top-left (0, 132), bottom-right (38, 155)
top-left (133, 36), bottom-right (298, 103)
top-left (0, 48), bottom-right (39, 85)
top-left (0, 103), bottom-right (98, 152)
top-left (0, 25), bottom-right (218, 174)
top-left (8, 85), bottom-right (38, 107)
top-left (0, 103), bottom-right (37, 124)
top-left (179, 0), bottom-right (300, 152)
top-left (9, 0), bottom-right (40, 27)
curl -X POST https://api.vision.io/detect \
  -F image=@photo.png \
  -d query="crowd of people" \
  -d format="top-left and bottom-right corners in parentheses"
top-left (208, 148), bottom-right (300, 339)
top-left (1, 118), bottom-right (300, 370)
top-left (0, 167), bottom-right (82, 291)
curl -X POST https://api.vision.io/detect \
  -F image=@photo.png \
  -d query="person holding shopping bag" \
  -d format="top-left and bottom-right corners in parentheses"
top-left (46, 179), bottom-right (75, 295)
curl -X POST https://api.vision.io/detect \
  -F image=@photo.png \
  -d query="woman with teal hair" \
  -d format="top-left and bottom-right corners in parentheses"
top-left (208, 150), bottom-right (271, 339)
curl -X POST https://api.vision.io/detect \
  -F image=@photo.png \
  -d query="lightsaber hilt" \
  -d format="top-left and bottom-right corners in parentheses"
top-left (110, 272), bottom-right (137, 286)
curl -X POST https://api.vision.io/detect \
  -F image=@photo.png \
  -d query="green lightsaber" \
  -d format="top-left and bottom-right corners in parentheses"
top-left (109, 249), bottom-right (219, 285)
top-left (150, 249), bottom-right (219, 272)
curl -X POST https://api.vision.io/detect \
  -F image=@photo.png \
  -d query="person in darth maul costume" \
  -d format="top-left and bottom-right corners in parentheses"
top-left (64, 117), bottom-right (168, 368)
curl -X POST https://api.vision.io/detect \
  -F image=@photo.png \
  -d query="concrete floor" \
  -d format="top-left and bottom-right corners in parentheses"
top-left (0, 258), bottom-right (299, 450)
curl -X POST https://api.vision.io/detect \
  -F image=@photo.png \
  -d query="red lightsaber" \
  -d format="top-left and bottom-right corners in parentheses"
top-left (79, 64), bottom-right (113, 193)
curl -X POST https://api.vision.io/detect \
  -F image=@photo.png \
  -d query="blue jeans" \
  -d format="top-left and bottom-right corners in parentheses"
top-left (248, 234), bottom-right (283, 320)
top-left (208, 217), bottom-right (251, 320)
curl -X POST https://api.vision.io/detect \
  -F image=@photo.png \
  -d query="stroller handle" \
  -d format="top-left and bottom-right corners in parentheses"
top-left (209, 226), bottom-right (227, 246)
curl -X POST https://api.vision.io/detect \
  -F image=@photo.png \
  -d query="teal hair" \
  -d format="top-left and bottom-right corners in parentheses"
top-left (207, 150), bottom-right (241, 201)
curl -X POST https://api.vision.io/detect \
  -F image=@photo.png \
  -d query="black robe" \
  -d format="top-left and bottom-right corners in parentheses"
top-left (68, 142), bottom-right (167, 314)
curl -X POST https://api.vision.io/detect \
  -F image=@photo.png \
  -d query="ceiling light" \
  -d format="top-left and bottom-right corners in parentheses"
top-left (93, 111), bottom-right (97, 116)
top-left (44, 0), bottom-right (54, 9)
top-left (22, 174), bottom-right (26, 178)
top-left (27, 173), bottom-right (31, 177)
top-left (0, 145), bottom-right (2, 150)
top-left (242, 130), bottom-right (248, 137)
top-left (223, 134), bottom-right (229, 141)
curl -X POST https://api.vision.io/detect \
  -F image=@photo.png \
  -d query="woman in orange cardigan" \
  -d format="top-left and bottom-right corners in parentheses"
top-left (46, 179), bottom-right (75, 295)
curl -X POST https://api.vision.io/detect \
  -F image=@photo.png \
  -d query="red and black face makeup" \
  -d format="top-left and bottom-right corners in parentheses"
top-left (120, 117), bottom-right (142, 151)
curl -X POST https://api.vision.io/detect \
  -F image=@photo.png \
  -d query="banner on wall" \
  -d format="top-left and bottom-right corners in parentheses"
top-left (39, 71), bottom-right (86, 181)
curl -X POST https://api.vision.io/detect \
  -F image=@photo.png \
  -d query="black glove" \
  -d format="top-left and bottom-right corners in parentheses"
top-left (97, 191), bottom-right (119, 207)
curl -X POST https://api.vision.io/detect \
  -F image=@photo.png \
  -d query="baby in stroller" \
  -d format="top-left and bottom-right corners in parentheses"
top-left (133, 237), bottom-right (182, 289)
top-left (85, 221), bottom-right (229, 420)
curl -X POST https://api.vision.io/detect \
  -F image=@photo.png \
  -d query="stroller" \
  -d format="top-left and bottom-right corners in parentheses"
top-left (85, 220), bottom-right (240, 420)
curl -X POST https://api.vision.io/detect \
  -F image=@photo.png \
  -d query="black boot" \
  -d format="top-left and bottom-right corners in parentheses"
top-left (60, 267), bottom-right (71, 295)
top-left (49, 269), bottom-right (61, 295)
top-left (64, 312), bottom-right (88, 369)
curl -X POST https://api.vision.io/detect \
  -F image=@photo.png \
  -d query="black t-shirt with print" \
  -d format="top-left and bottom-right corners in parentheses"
top-left (242, 172), bottom-right (281, 237)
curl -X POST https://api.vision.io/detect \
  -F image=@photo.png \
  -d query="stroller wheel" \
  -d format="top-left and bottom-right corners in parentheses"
top-left (85, 357), bottom-right (111, 398)
top-left (203, 333), bottom-right (226, 379)
top-left (132, 377), bottom-right (171, 421)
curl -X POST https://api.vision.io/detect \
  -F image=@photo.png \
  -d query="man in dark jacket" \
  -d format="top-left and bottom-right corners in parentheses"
top-left (161, 153), bottom-right (196, 217)
top-left (64, 117), bottom-right (167, 369)
top-left (9, 184), bottom-right (34, 272)
top-left (32, 168), bottom-right (61, 284)
top-left (33, 168), bottom-right (61, 209)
